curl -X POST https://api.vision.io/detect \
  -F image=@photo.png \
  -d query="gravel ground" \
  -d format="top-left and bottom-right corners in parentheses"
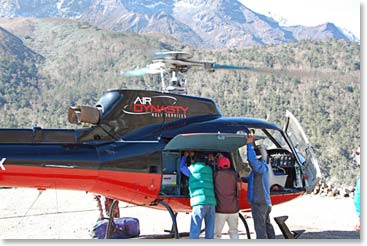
top-left (0, 187), bottom-right (361, 240)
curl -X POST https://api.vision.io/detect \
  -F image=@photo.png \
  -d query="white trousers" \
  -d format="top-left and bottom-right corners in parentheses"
top-left (214, 212), bottom-right (239, 239)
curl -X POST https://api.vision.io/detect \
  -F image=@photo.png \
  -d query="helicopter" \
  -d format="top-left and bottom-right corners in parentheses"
top-left (0, 51), bottom-right (321, 239)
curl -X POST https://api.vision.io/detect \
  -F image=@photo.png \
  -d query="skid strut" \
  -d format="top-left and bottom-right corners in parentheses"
top-left (274, 216), bottom-right (305, 239)
top-left (103, 199), bottom-right (180, 239)
top-left (105, 199), bottom-right (119, 239)
top-left (239, 212), bottom-right (251, 239)
top-left (158, 200), bottom-right (179, 239)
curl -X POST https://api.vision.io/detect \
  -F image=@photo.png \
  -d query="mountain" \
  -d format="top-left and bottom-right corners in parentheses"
top-left (284, 22), bottom-right (351, 41)
top-left (0, 25), bottom-right (42, 61)
top-left (0, 17), bottom-right (361, 184)
top-left (0, 0), bottom-right (92, 18)
top-left (0, 24), bottom-right (43, 120)
top-left (0, 0), bottom-right (355, 48)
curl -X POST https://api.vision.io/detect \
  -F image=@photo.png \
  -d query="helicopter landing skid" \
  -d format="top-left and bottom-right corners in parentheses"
top-left (103, 200), bottom-right (249, 239)
top-left (156, 201), bottom-right (251, 239)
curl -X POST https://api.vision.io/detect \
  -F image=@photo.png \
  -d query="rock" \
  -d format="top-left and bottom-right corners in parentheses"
top-left (332, 188), bottom-right (340, 197)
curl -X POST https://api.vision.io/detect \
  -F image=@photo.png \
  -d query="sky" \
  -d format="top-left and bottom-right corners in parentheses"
top-left (239, 0), bottom-right (361, 39)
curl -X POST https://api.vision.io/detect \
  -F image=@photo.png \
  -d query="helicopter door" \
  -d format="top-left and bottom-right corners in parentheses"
top-left (284, 111), bottom-right (322, 193)
top-left (164, 133), bottom-right (248, 152)
top-left (161, 133), bottom-right (248, 197)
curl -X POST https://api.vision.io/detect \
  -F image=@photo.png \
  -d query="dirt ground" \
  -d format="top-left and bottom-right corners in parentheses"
top-left (0, 187), bottom-right (361, 240)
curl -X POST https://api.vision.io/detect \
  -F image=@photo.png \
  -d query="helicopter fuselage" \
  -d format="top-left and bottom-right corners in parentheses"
top-left (0, 89), bottom-right (309, 213)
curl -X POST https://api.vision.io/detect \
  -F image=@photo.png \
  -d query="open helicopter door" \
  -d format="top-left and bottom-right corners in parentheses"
top-left (284, 111), bottom-right (322, 193)
top-left (165, 133), bottom-right (248, 152)
top-left (160, 133), bottom-right (248, 196)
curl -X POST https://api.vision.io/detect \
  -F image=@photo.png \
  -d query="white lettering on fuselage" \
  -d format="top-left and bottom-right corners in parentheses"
top-left (134, 97), bottom-right (152, 105)
top-left (123, 95), bottom-right (188, 118)
top-left (0, 158), bottom-right (6, 171)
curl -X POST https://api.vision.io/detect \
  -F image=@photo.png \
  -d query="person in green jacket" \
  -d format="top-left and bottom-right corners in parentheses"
top-left (180, 151), bottom-right (216, 239)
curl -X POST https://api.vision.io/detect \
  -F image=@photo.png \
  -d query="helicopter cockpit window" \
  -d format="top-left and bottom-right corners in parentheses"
top-left (237, 128), bottom-right (295, 184)
top-left (285, 120), bottom-right (308, 164)
top-left (254, 129), bottom-right (290, 151)
top-left (237, 128), bottom-right (290, 163)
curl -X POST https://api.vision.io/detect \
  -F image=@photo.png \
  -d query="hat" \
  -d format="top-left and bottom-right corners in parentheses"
top-left (218, 157), bottom-right (230, 169)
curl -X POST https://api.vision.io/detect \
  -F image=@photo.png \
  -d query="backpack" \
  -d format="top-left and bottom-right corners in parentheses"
top-left (91, 217), bottom-right (140, 239)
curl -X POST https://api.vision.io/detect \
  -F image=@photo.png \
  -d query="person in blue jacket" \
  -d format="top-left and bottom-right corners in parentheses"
top-left (180, 151), bottom-right (216, 239)
top-left (354, 146), bottom-right (360, 232)
top-left (243, 131), bottom-right (275, 239)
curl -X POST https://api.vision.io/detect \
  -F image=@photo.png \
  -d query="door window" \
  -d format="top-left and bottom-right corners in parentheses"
top-left (284, 111), bottom-right (321, 193)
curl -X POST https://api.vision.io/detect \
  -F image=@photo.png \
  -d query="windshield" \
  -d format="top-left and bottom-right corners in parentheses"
top-left (256, 129), bottom-right (290, 150)
top-left (285, 116), bottom-right (309, 164)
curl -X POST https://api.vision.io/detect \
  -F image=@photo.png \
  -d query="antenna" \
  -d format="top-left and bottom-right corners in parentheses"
top-left (160, 67), bottom-right (165, 92)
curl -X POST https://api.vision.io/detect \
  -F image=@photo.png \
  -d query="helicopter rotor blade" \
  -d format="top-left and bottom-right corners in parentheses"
top-left (121, 61), bottom-right (167, 77)
top-left (157, 59), bottom-right (203, 67)
top-left (154, 58), bottom-right (256, 72)
top-left (207, 63), bottom-right (255, 71)
top-left (120, 67), bottom-right (151, 77)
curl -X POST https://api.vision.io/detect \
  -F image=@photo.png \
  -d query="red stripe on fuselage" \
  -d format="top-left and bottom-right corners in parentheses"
top-left (0, 165), bottom-right (304, 212)
top-left (0, 165), bottom-right (162, 206)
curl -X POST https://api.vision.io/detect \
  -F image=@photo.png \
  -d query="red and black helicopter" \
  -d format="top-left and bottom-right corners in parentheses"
top-left (0, 51), bottom-right (321, 238)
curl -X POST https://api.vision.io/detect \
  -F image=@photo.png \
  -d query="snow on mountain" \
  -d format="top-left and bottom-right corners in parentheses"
top-left (339, 27), bottom-right (360, 43)
top-left (0, 0), bottom-right (356, 48)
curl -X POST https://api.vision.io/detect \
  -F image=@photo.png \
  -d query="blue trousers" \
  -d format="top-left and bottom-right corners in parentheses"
top-left (190, 205), bottom-right (216, 239)
top-left (251, 204), bottom-right (275, 239)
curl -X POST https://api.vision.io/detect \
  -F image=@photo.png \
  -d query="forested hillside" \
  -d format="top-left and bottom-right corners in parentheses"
top-left (0, 18), bottom-right (360, 185)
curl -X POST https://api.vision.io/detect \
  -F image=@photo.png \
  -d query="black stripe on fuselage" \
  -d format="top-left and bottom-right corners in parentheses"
top-left (0, 142), bottom-right (163, 174)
